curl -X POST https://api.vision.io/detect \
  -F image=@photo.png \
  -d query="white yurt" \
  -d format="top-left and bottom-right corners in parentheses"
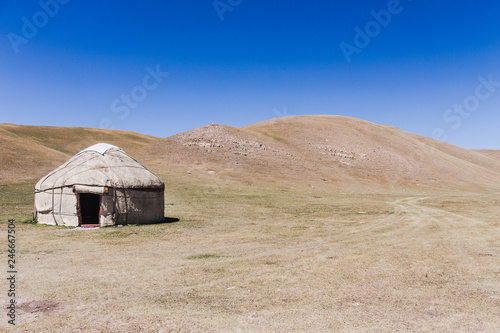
top-left (34, 143), bottom-right (164, 227)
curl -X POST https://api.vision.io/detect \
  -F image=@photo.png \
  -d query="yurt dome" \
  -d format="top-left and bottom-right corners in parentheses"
top-left (34, 143), bottom-right (165, 227)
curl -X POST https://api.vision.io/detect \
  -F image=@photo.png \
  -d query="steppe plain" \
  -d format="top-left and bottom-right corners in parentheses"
top-left (1, 116), bottom-right (499, 332)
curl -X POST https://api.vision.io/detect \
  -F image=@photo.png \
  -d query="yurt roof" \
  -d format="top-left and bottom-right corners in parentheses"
top-left (35, 143), bottom-right (164, 191)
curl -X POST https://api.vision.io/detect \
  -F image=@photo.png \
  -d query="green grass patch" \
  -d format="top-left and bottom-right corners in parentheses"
top-left (187, 254), bottom-right (222, 260)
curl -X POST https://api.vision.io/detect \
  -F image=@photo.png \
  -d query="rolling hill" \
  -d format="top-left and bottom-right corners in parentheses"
top-left (475, 149), bottom-right (500, 160)
top-left (2, 116), bottom-right (500, 191)
top-left (0, 124), bottom-right (159, 183)
top-left (135, 116), bottom-right (500, 191)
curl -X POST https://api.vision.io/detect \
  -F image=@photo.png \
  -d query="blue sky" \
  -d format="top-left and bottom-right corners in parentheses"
top-left (1, 1), bottom-right (499, 148)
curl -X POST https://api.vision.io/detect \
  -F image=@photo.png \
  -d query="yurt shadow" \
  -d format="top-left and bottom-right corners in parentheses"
top-left (130, 216), bottom-right (180, 225)
top-left (163, 217), bottom-right (180, 223)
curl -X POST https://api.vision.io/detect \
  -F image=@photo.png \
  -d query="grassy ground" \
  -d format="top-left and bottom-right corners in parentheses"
top-left (1, 174), bottom-right (499, 332)
top-left (0, 182), bottom-right (36, 223)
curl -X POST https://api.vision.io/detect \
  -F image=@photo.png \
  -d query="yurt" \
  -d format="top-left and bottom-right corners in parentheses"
top-left (34, 143), bottom-right (164, 227)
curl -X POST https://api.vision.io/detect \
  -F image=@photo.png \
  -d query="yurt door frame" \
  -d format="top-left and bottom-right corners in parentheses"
top-left (77, 193), bottom-right (101, 227)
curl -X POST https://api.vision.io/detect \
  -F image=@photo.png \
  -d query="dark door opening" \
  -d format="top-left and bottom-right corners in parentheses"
top-left (78, 193), bottom-right (101, 227)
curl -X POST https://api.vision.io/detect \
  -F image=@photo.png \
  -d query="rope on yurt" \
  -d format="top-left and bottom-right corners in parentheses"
top-left (101, 149), bottom-right (128, 225)
top-left (42, 153), bottom-right (99, 225)
top-left (51, 187), bottom-right (57, 225)
top-left (117, 169), bottom-right (128, 225)
top-left (36, 149), bottom-right (90, 192)
top-left (58, 187), bottom-right (64, 225)
top-left (113, 183), bottom-right (118, 224)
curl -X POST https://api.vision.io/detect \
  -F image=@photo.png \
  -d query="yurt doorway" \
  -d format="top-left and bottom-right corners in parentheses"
top-left (78, 193), bottom-right (101, 227)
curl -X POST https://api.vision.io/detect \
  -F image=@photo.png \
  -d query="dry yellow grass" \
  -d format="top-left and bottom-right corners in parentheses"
top-left (475, 149), bottom-right (500, 160)
top-left (1, 171), bottom-right (499, 332)
top-left (1, 117), bottom-right (499, 331)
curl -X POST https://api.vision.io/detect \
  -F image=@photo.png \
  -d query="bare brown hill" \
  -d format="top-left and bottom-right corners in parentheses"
top-left (0, 124), bottom-right (159, 183)
top-left (475, 149), bottom-right (500, 160)
top-left (137, 116), bottom-right (500, 191)
top-left (2, 117), bottom-right (500, 191)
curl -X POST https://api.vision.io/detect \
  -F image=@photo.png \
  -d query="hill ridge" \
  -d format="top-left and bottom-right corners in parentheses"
top-left (2, 117), bottom-right (500, 191)
top-left (0, 124), bottom-right (159, 183)
top-left (135, 116), bottom-right (500, 191)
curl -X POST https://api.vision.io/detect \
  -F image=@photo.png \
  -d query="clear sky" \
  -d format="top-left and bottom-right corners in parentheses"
top-left (1, 1), bottom-right (499, 148)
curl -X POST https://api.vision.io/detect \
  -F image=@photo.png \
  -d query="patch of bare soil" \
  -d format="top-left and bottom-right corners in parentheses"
top-left (6, 299), bottom-right (62, 325)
